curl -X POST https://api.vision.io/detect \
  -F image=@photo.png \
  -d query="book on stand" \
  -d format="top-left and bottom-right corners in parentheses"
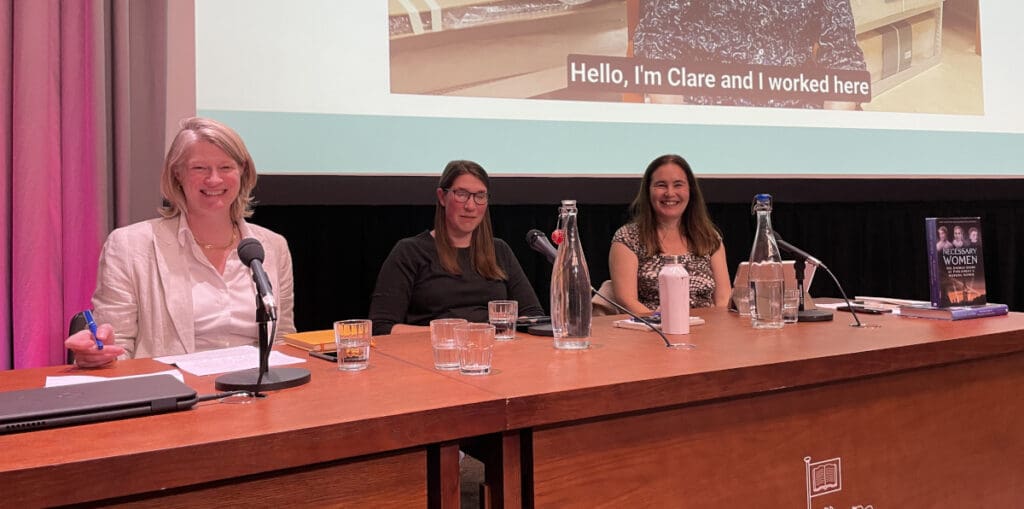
top-left (898, 303), bottom-right (1008, 321)
top-left (924, 217), bottom-right (986, 307)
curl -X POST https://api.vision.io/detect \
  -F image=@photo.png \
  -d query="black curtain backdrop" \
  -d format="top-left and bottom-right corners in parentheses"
top-left (250, 196), bottom-right (1024, 332)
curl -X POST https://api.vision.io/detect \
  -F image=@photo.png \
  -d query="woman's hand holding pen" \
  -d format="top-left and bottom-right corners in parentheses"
top-left (65, 323), bottom-right (124, 368)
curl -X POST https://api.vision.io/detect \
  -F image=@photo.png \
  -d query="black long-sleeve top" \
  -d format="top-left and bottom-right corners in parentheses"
top-left (369, 231), bottom-right (545, 335)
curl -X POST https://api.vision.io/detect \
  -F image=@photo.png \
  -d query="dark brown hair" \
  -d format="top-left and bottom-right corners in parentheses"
top-left (627, 154), bottom-right (721, 257)
top-left (434, 160), bottom-right (506, 280)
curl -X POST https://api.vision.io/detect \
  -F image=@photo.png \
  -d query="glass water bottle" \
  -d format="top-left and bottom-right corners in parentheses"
top-left (550, 200), bottom-right (592, 349)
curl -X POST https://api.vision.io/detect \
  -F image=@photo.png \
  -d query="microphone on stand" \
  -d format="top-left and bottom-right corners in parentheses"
top-left (771, 234), bottom-right (826, 270)
top-left (237, 238), bottom-right (278, 321)
top-left (526, 229), bottom-right (558, 264)
top-left (216, 238), bottom-right (311, 393)
top-left (526, 230), bottom-right (675, 347)
top-left (773, 233), bottom-right (871, 327)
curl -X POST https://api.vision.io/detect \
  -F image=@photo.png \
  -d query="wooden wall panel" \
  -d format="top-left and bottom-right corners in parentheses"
top-left (533, 353), bottom-right (1024, 508)
top-left (102, 449), bottom-right (427, 508)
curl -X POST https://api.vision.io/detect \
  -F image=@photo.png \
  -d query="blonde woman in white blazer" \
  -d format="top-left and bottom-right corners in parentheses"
top-left (67, 118), bottom-right (294, 367)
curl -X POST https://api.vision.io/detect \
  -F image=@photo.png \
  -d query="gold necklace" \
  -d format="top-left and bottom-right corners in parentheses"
top-left (197, 227), bottom-right (238, 250)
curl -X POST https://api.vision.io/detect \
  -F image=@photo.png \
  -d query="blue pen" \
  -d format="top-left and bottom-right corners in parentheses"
top-left (83, 310), bottom-right (103, 350)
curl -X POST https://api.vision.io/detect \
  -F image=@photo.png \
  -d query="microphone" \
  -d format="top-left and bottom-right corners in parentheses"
top-left (773, 233), bottom-right (826, 269)
top-left (772, 232), bottom-right (877, 327)
top-left (216, 238), bottom-right (310, 393)
top-left (526, 229), bottom-right (558, 264)
top-left (526, 230), bottom-right (676, 347)
top-left (237, 238), bottom-right (278, 321)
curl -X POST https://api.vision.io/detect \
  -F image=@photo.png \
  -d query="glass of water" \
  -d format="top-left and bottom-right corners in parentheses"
top-left (782, 289), bottom-right (801, 324)
top-left (455, 323), bottom-right (495, 376)
top-left (732, 287), bottom-right (752, 317)
top-left (334, 319), bottom-right (371, 371)
top-left (488, 300), bottom-right (518, 341)
top-left (430, 318), bottom-right (467, 370)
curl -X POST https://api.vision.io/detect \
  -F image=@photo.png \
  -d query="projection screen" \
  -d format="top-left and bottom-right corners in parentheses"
top-left (195, 0), bottom-right (1023, 178)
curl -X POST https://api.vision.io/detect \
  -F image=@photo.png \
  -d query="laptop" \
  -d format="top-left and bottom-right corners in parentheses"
top-left (0, 374), bottom-right (198, 435)
top-left (730, 260), bottom-right (817, 312)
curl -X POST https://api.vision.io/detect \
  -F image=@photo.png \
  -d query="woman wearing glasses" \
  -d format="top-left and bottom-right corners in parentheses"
top-left (369, 160), bottom-right (543, 335)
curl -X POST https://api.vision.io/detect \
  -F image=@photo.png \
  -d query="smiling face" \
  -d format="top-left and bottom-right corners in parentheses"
top-left (177, 141), bottom-right (241, 221)
top-left (648, 163), bottom-right (690, 224)
top-left (437, 173), bottom-right (488, 246)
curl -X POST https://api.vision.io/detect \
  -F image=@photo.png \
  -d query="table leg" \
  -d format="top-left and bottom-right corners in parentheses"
top-left (429, 441), bottom-right (461, 509)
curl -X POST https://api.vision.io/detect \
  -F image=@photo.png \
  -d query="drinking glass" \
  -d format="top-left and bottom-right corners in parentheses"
top-left (430, 318), bottom-right (467, 370)
top-left (334, 319), bottom-right (371, 371)
top-left (455, 323), bottom-right (495, 376)
top-left (783, 290), bottom-right (801, 324)
top-left (488, 300), bottom-right (518, 341)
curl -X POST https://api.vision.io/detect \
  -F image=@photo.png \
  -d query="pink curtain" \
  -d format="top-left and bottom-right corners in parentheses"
top-left (0, 2), bottom-right (11, 369)
top-left (2, 0), bottom-right (173, 369)
top-left (60, 1), bottom-right (111, 366)
top-left (0, 0), bottom-right (107, 368)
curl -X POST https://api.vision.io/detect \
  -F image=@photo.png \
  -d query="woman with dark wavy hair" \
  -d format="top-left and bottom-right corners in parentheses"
top-left (370, 160), bottom-right (543, 335)
top-left (609, 154), bottom-right (731, 314)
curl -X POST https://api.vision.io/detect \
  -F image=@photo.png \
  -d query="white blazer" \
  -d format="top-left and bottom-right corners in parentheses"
top-left (91, 216), bottom-right (295, 358)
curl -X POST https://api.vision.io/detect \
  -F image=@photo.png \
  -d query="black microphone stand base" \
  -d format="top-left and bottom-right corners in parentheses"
top-left (797, 309), bottom-right (834, 322)
top-left (215, 367), bottom-right (311, 392)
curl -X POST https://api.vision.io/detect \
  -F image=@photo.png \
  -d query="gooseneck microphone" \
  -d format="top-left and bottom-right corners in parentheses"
top-left (526, 230), bottom-right (675, 347)
top-left (773, 233), bottom-right (869, 327)
top-left (237, 238), bottom-right (278, 321)
top-left (526, 229), bottom-right (558, 264)
top-left (772, 234), bottom-right (826, 270)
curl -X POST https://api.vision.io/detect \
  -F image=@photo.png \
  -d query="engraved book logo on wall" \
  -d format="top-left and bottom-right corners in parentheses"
top-left (805, 456), bottom-right (842, 498)
top-left (803, 455), bottom-right (877, 509)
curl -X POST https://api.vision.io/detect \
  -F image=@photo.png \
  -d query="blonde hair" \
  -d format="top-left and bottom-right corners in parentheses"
top-left (159, 117), bottom-right (257, 221)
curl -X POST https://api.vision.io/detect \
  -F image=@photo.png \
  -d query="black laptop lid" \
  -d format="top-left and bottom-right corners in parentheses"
top-left (0, 374), bottom-right (198, 434)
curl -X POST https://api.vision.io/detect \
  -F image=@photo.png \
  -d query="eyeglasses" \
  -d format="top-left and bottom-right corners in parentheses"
top-left (444, 188), bottom-right (489, 205)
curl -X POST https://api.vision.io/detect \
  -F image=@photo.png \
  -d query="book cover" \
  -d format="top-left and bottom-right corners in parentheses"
top-left (283, 330), bottom-right (336, 352)
top-left (924, 217), bottom-right (986, 307)
top-left (898, 303), bottom-right (1008, 321)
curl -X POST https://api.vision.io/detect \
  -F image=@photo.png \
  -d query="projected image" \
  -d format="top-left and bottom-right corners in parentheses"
top-left (388, 0), bottom-right (984, 114)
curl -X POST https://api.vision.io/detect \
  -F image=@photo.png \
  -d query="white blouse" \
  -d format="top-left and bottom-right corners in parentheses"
top-left (177, 219), bottom-right (262, 352)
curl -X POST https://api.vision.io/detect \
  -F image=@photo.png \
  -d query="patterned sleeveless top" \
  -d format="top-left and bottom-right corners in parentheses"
top-left (612, 223), bottom-right (716, 309)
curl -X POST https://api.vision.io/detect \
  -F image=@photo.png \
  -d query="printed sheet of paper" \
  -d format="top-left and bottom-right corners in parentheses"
top-left (155, 345), bottom-right (305, 376)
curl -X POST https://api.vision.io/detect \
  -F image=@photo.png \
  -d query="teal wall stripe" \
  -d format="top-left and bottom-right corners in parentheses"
top-left (198, 109), bottom-right (1023, 176)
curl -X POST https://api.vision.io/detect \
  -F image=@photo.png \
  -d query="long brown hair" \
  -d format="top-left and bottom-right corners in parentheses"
top-left (434, 160), bottom-right (507, 280)
top-left (159, 117), bottom-right (257, 222)
top-left (628, 154), bottom-right (721, 257)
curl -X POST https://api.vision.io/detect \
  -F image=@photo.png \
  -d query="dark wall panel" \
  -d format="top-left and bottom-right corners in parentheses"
top-left (250, 193), bottom-right (1024, 332)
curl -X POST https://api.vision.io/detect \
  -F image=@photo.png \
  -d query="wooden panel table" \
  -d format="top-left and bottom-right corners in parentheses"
top-left (7, 309), bottom-right (1022, 508)
top-left (375, 308), bottom-right (1024, 508)
top-left (0, 350), bottom-right (507, 508)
